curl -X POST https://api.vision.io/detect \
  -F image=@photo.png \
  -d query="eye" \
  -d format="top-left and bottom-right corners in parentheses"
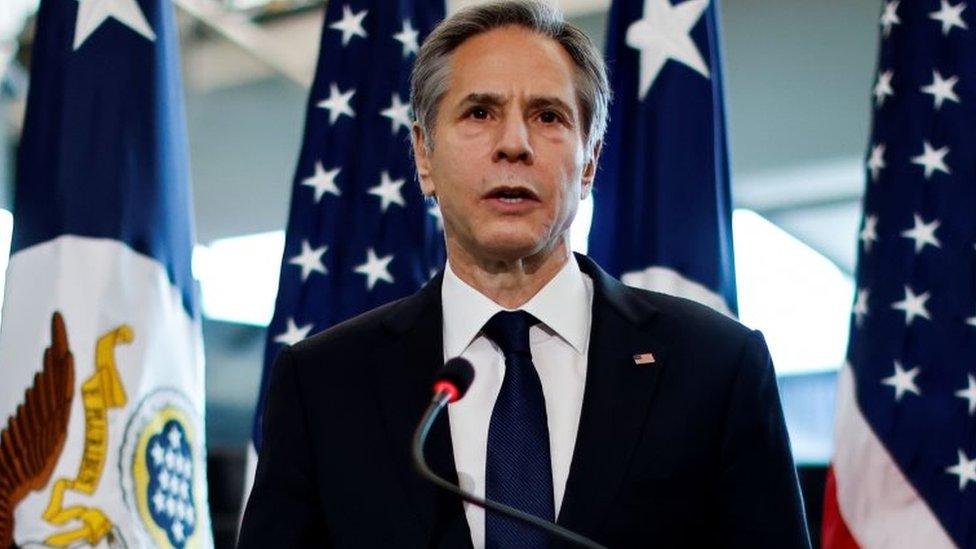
top-left (468, 107), bottom-right (490, 120)
top-left (538, 110), bottom-right (562, 124)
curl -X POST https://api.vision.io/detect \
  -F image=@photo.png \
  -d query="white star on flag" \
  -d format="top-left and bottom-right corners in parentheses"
top-left (853, 288), bottom-right (870, 327)
top-left (368, 171), bottom-right (406, 212)
top-left (881, 0), bottom-right (901, 37)
top-left (168, 425), bottom-right (182, 448)
top-left (354, 248), bottom-right (395, 291)
top-left (317, 83), bottom-right (356, 125)
top-left (275, 317), bottom-right (313, 346)
top-left (867, 143), bottom-right (886, 182)
top-left (967, 309), bottom-right (976, 328)
top-left (891, 285), bottom-right (931, 325)
top-left (946, 449), bottom-right (976, 491)
top-left (929, 0), bottom-right (968, 35)
top-left (956, 374), bottom-right (976, 415)
top-left (72, 0), bottom-right (156, 50)
top-left (911, 140), bottom-right (951, 179)
top-left (302, 161), bottom-right (341, 202)
top-left (393, 19), bottom-right (420, 58)
top-left (626, 0), bottom-right (711, 100)
top-left (289, 240), bottom-right (328, 281)
top-left (329, 5), bottom-right (368, 46)
top-left (153, 491), bottom-right (166, 512)
top-left (881, 360), bottom-right (922, 401)
top-left (860, 214), bottom-right (879, 253)
top-left (920, 70), bottom-right (960, 110)
top-left (380, 94), bottom-right (412, 135)
top-left (874, 69), bottom-right (895, 107)
top-left (151, 443), bottom-right (165, 466)
top-left (900, 213), bottom-right (941, 253)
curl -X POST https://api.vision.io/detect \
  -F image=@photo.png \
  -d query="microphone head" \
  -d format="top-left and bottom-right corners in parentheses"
top-left (433, 357), bottom-right (475, 403)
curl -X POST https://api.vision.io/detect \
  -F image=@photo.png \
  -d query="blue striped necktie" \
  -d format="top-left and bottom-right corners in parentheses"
top-left (482, 310), bottom-right (554, 548)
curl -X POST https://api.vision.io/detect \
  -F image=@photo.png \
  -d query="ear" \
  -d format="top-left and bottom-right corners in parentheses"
top-left (580, 139), bottom-right (602, 200)
top-left (412, 123), bottom-right (436, 197)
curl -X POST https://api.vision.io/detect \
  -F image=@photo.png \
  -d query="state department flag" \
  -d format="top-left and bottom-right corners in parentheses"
top-left (824, 1), bottom-right (976, 547)
top-left (0, 0), bottom-right (213, 546)
top-left (250, 0), bottom-right (446, 460)
top-left (588, 0), bottom-right (736, 315)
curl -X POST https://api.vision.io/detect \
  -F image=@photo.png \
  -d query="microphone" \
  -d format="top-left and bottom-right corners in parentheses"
top-left (411, 357), bottom-right (607, 549)
top-left (430, 356), bottom-right (476, 405)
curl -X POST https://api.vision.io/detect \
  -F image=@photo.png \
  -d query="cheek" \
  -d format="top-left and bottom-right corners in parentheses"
top-left (544, 156), bottom-right (585, 223)
top-left (549, 153), bottom-right (585, 199)
top-left (553, 187), bottom-right (579, 226)
top-left (431, 154), bottom-right (482, 211)
top-left (449, 125), bottom-right (494, 158)
top-left (438, 159), bottom-right (478, 198)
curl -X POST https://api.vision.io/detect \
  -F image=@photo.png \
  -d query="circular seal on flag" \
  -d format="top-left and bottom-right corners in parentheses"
top-left (119, 389), bottom-right (207, 548)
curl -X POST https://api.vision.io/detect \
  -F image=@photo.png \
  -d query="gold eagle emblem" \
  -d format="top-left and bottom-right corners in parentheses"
top-left (0, 312), bottom-right (75, 548)
top-left (0, 312), bottom-right (133, 548)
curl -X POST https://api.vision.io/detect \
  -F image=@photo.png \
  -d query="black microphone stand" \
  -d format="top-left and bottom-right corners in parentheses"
top-left (412, 391), bottom-right (607, 549)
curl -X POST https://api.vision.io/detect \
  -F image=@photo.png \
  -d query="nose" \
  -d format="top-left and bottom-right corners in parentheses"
top-left (491, 113), bottom-right (533, 164)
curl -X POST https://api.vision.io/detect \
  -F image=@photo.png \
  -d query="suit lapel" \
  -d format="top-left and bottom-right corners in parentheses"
top-left (557, 255), bottom-right (667, 538)
top-left (373, 274), bottom-right (471, 547)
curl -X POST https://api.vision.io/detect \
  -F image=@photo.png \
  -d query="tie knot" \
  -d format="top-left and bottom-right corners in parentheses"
top-left (482, 310), bottom-right (538, 357)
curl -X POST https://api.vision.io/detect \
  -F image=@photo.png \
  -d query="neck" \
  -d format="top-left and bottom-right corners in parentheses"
top-left (447, 236), bottom-right (572, 309)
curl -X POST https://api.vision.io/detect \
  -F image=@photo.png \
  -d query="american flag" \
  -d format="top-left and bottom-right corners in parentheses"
top-left (251, 1), bottom-right (446, 454)
top-left (824, 1), bottom-right (976, 547)
top-left (588, 0), bottom-right (737, 315)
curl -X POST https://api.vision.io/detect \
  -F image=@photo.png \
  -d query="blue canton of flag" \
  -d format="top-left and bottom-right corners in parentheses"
top-left (827, 1), bottom-right (976, 547)
top-left (252, 1), bottom-right (446, 453)
top-left (588, 0), bottom-right (736, 315)
top-left (0, 0), bottom-right (212, 546)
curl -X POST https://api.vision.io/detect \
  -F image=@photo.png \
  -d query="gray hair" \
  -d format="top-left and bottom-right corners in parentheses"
top-left (410, 0), bottom-right (611, 158)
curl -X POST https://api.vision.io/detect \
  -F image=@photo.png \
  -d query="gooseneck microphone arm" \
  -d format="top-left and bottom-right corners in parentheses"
top-left (411, 388), bottom-right (607, 549)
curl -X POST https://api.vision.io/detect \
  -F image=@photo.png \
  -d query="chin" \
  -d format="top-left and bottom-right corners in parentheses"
top-left (478, 234), bottom-right (546, 262)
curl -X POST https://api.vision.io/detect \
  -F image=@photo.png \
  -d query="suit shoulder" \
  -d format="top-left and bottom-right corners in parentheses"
top-left (624, 285), bottom-right (753, 340)
top-left (620, 287), bottom-right (771, 382)
top-left (287, 295), bottom-right (410, 360)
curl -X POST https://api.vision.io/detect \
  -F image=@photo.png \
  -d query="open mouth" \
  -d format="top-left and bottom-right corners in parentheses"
top-left (484, 186), bottom-right (540, 203)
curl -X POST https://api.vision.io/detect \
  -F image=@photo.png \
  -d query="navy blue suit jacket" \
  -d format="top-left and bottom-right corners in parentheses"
top-left (238, 254), bottom-right (811, 548)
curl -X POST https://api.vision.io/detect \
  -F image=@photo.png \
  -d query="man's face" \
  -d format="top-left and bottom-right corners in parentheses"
top-left (413, 26), bottom-right (600, 264)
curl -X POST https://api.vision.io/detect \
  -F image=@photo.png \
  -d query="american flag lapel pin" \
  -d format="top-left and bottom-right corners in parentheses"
top-left (633, 352), bottom-right (656, 365)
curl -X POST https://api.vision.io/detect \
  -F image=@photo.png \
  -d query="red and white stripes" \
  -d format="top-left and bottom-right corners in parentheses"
top-left (823, 365), bottom-right (955, 548)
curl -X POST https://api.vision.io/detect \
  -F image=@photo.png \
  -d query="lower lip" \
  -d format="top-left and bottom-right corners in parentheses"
top-left (483, 197), bottom-right (539, 213)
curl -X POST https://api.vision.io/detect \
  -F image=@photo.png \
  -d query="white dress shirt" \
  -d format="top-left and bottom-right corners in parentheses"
top-left (441, 258), bottom-right (594, 549)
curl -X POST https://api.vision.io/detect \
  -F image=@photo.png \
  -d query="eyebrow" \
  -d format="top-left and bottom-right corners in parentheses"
top-left (456, 93), bottom-right (576, 117)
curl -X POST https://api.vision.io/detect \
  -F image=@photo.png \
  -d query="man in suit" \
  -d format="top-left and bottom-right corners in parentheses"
top-left (238, 1), bottom-right (811, 547)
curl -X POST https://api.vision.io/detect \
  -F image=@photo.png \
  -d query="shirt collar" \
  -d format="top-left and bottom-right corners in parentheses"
top-left (441, 257), bottom-right (591, 358)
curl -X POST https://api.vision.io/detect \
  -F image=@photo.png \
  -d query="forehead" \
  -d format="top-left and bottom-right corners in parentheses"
top-left (445, 26), bottom-right (578, 105)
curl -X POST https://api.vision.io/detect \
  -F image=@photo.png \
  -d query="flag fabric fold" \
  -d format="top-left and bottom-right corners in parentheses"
top-left (588, 0), bottom-right (737, 315)
top-left (0, 0), bottom-right (212, 546)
